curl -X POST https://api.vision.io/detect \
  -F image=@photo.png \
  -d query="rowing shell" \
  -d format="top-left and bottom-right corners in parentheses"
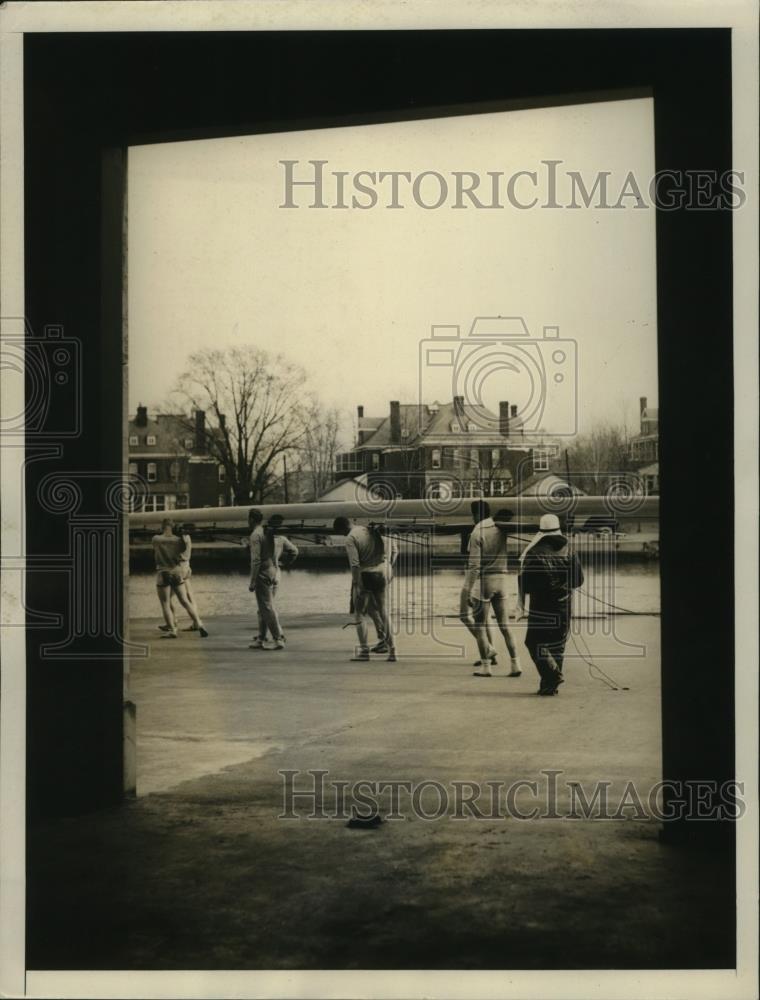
top-left (128, 494), bottom-right (658, 533)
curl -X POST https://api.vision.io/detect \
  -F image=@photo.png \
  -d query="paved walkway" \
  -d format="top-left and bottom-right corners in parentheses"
top-left (27, 612), bottom-right (735, 970)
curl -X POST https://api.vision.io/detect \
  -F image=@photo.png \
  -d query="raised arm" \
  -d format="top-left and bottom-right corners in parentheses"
top-left (249, 531), bottom-right (262, 590)
top-left (462, 527), bottom-right (481, 595)
top-left (281, 535), bottom-right (299, 564)
top-left (344, 534), bottom-right (362, 589)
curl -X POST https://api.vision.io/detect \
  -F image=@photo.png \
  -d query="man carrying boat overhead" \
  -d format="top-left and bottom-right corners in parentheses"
top-left (333, 517), bottom-right (397, 663)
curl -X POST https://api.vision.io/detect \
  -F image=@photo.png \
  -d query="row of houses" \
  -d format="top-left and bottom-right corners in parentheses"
top-left (128, 395), bottom-right (658, 512)
top-left (128, 406), bottom-right (229, 512)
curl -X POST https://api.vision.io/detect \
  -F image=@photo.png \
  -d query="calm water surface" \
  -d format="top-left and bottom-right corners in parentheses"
top-left (129, 563), bottom-right (660, 621)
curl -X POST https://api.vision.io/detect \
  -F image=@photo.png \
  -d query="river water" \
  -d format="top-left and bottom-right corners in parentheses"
top-left (128, 562), bottom-right (660, 621)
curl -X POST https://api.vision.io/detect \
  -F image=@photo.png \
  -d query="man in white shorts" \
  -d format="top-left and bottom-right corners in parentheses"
top-left (461, 502), bottom-right (521, 678)
top-left (333, 516), bottom-right (397, 663)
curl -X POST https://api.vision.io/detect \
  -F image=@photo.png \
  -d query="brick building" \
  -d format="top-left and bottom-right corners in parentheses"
top-left (335, 397), bottom-right (535, 500)
top-left (128, 405), bottom-right (229, 511)
top-left (629, 396), bottom-right (659, 495)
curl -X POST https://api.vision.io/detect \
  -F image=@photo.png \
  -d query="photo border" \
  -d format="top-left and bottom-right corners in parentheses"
top-left (1, 2), bottom-right (757, 998)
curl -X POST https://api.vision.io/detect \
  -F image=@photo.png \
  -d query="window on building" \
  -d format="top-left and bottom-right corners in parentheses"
top-left (401, 428), bottom-right (409, 439)
top-left (143, 494), bottom-right (165, 512)
top-left (129, 435), bottom-right (138, 446)
top-left (431, 448), bottom-right (442, 470)
top-left (449, 422), bottom-right (460, 433)
top-left (336, 453), bottom-right (363, 473)
top-left (146, 435), bottom-right (156, 446)
top-left (218, 465), bottom-right (226, 482)
top-left (184, 437), bottom-right (194, 449)
top-left (169, 461), bottom-right (180, 481)
top-left (218, 494), bottom-right (225, 507)
top-left (147, 462), bottom-right (157, 482)
top-left (533, 448), bottom-right (549, 472)
top-left (371, 453), bottom-right (380, 471)
top-left (467, 422), bottom-right (478, 432)
top-left (489, 478), bottom-right (513, 497)
top-left (128, 462), bottom-right (138, 476)
top-left (176, 494), bottom-right (189, 509)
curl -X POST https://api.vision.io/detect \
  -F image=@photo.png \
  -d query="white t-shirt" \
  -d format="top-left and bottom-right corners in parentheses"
top-left (344, 525), bottom-right (397, 577)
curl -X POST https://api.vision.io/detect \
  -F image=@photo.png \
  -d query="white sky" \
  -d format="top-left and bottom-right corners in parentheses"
top-left (128, 98), bottom-right (657, 439)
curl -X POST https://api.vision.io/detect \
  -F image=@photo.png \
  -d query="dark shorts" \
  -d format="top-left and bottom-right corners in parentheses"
top-left (360, 571), bottom-right (387, 595)
top-left (156, 567), bottom-right (187, 590)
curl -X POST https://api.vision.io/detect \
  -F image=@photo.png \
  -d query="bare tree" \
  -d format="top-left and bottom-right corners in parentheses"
top-left (564, 421), bottom-right (633, 494)
top-left (169, 346), bottom-right (308, 505)
top-left (296, 400), bottom-right (343, 501)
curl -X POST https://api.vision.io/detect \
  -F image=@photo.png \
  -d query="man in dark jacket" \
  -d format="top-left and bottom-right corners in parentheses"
top-left (517, 514), bottom-right (583, 696)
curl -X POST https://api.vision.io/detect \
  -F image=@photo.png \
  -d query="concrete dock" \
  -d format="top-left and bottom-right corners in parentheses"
top-left (27, 611), bottom-right (734, 970)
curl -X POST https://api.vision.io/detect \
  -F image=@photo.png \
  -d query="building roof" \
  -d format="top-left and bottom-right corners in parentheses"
top-left (357, 400), bottom-right (525, 450)
top-left (514, 472), bottom-right (585, 497)
top-left (128, 412), bottom-right (220, 457)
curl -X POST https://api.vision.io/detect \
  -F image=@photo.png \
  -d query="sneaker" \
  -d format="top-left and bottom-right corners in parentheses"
top-left (370, 641), bottom-right (389, 654)
top-left (386, 651), bottom-right (397, 663)
top-left (473, 665), bottom-right (493, 677)
top-left (508, 658), bottom-right (522, 678)
top-left (199, 627), bottom-right (209, 638)
top-left (273, 638), bottom-right (286, 650)
top-left (350, 650), bottom-right (370, 662)
top-left (249, 638), bottom-right (264, 649)
top-left (160, 631), bottom-right (178, 639)
top-left (157, 624), bottom-right (171, 632)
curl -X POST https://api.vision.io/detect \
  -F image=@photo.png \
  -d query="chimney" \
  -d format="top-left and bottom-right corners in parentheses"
top-left (453, 395), bottom-right (465, 416)
top-left (219, 413), bottom-right (226, 431)
top-left (357, 405), bottom-right (364, 419)
top-left (499, 401), bottom-right (510, 437)
top-left (135, 404), bottom-right (147, 427)
top-left (194, 409), bottom-right (206, 453)
top-left (510, 404), bottom-right (518, 418)
top-left (639, 396), bottom-right (647, 416)
top-left (390, 400), bottom-right (401, 445)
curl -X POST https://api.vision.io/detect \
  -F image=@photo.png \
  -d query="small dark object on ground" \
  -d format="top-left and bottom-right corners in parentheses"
top-left (346, 813), bottom-right (383, 829)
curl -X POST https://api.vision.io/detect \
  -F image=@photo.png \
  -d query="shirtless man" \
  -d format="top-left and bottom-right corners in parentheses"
top-left (333, 517), bottom-right (397, 663)
top-left (152, 518), bottom-right (208, 639)
top-left (461, 503), bottom-right (521, 678)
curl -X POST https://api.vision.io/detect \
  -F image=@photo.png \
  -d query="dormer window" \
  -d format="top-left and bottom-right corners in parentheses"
top-left (129, 435), bottom-right (138, 446)
top-left (146, 435), bottom-right (156, 446)
top-left (449, 422), bottom-right (460, 433)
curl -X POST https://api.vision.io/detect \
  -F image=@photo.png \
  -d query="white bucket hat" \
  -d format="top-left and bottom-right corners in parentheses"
top-left (520, 513), bottom-right (564, 564)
